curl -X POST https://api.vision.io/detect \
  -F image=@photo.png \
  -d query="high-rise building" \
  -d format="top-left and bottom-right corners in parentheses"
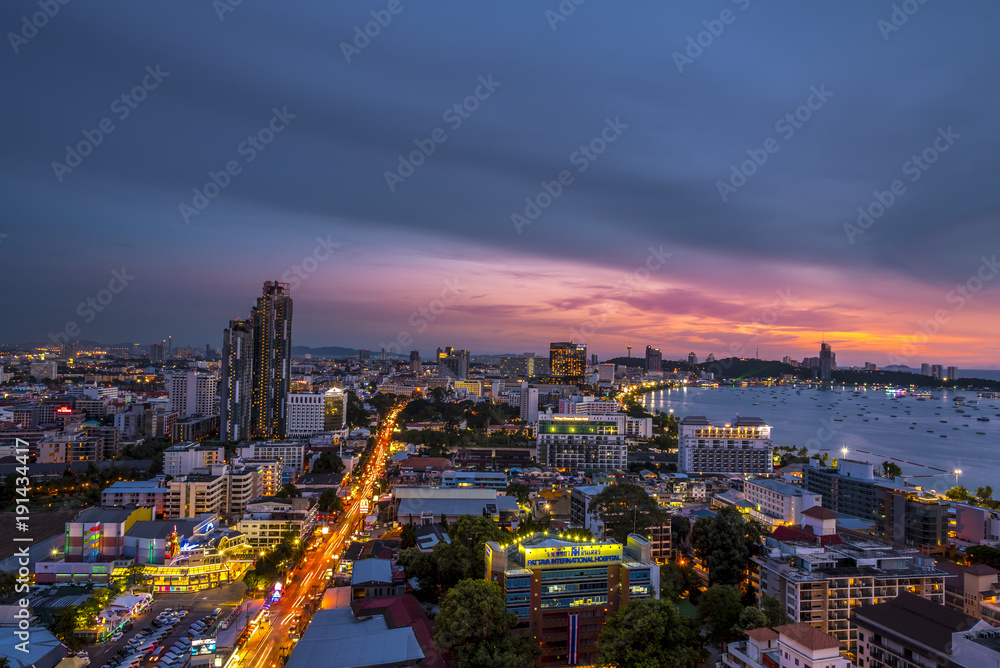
top-left (819, 342), bottom-right (834, 382)
top-left (550, 342), bottom-right (586, 381)
top-left (948, 366), bottom-right (959, 381)
top-left (590, 353), bottom-right (598, 365)
top-left (168, 371), bottom-right (218, 418)
top-left (221, 319), bottom-right (254, 441)
top-left (678, 416), bottom-right (773, 474)
top-left (688, 352), bottom-right (698, 364)
top-left (645, 345), bottom-right (662, 373)
top-left (921, 362), bottom-right (932, 375)
top-left (150, 342), bottom-right (166, 364)
top-left (537, 414), bottom-right (627, 470)
top-left (60, 341), bottom-right (77, 361)
top-left (324, 387), bottom-right (347, 431)
top-left (932, 364), bottom-right (945, 379)
top-left (286, 393), bottom-right (325, 437)
top-left (250, 281), bottom-right (293, 438)
top-left (519, 384), bottom-right (538, 422)
top-left (409, 350), bottom-right (421, 374)
top-left (359, 349), bottom-right (371, 361)
top-left (438, 347), bottom-right (469, 380)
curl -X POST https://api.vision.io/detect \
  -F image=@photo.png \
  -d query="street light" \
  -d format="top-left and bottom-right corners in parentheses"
top-left (954, 469), bottom-right (962, 485)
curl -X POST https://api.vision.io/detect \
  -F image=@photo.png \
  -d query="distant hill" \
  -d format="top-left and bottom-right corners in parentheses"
top-left (292, 345), bottom-right (365, 358)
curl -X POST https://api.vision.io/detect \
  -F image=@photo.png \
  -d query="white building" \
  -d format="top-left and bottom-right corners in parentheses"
top-left (235, 497), bottom-right (318, 548)
top-left (720, 624), bottom-right (851, 668)
top-left (168, 371), bottom-right (217, 418)
top-left (569, 484), bottom-right (607, 537)
top-left (241, 441), bottom-right (306, 479)
top-left (743, 478), bottom-right (822, 529)
top-left (519, 385), bottom-right (539, 423)
top-left (678, 415), bottom-right (772, 474)
top-left (286, 392), bottom-right (325, 437)
top-left (29, 360), bottom-right (58, 380)
top-left (163, 441), bottom-right (225, 476)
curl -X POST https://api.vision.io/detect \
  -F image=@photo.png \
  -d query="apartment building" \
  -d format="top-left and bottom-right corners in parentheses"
top-left (678, 416), bottom-right (773, 475)
top-left (954, 503), bottom-right (1000, 546)
top-left (937, 560), bottom-right (1000, 626)
top-left (440, 470), bottom-right (508, 490)
top-left (241, 441), bottom-right (306, 480)
top-left (163, 441), bottom-right (225, 476)
top-left (235, 458), bottom-right (282, 497)
top-left (754, 513), bottom-right (947, 650)
top-left (569, 485), bottom-right (607, 537)
top-left (720, 624), bottom-right (850, 668)
top-left (101, 479), bottom-right (169, 517)
top-left (37, 433), bottom-right (103, 463)
top-left (168, 371), bottom-right (218, 418)
top-left (163, 474), bottom-right (228, 519)
top-left (536, 414), bottom-right (627, 471)
top-left (853, 593), bottom-right (998, 668)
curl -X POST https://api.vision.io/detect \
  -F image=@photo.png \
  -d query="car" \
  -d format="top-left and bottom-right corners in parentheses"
top-left (111, 632), bottom-right (123, 641)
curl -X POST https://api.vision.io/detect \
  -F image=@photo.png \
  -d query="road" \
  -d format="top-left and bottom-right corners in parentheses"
top-left (236, 404), bottom-right (402, 668)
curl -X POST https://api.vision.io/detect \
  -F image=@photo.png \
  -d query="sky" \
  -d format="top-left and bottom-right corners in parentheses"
top-left (1, 1), bottom-right (999, 366)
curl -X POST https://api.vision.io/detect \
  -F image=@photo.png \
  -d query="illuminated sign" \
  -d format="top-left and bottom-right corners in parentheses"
top-left (191, 638), bottom-right (216, 655)
top-left (551, 416), bottom-right (590, 422)
top-left (521, 543), bottom-right (623, 569)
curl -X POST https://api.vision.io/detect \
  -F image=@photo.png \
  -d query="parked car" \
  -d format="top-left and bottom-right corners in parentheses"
top-left (111, 632), bottom-right (123, 641)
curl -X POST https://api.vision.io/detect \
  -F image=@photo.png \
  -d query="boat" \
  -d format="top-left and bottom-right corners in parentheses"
top-left (978, 432), bottom-right (987, 435)
top-left (978, 417), bottom-right (990, 422)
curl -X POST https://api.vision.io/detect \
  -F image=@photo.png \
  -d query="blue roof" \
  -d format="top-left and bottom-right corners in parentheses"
top-left (350, 558), bottom-right (392, 586)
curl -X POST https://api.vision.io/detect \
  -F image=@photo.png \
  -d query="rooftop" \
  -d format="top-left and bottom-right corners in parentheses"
top-left (284, 607), bottom-right (423, 668)
top-left (802, 506), bottom-right (839, 520)
top-left (774, 622), bottom-right (842, 652)
top-left (76, 506), bottom-right (141, 524)
top-left (853, 592), bottom-right (981, 654)
top-left (744, 627), bottom-right (779, 643)
top-left (351, 558), bottom-right (393, 586)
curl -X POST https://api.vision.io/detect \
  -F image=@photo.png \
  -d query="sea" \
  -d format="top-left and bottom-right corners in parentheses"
top-left (641, 385), bottom-right (1000, 493)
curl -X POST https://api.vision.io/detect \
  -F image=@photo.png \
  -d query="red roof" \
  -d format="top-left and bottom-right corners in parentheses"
top-left (396, 457), bottom-right (453, 470)
top-left (774, 622), bottom-right (842, 652)
top-left (802, 506), bottom-right (838, 520)
top-left (770, 525), bottom-right (843, 546)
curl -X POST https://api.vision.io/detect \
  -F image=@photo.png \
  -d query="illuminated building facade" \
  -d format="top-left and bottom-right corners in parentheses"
top-left (550, 342), bottom-right (587, 382)
top-left (486, 533), bottom-right (659, 666)
top-left (221, 319), bottom-right (253, 441)
top-left (250, 281), bottom-right (293, 438)
top-left (678, 415), bottom-right (773, 474)
top-left (536, 414), bottom-right (627, 471)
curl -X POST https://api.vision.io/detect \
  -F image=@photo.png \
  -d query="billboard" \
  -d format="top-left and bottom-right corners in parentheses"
top-left (191, 638), bottom-right (216, 655)
top-left (521, 543), bottom-right (623, 569)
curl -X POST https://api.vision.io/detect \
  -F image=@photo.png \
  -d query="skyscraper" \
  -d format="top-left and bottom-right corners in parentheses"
top-left (409, 350), bottom-right (421, 374)
top-left (947, 366), bottom-right (958, 381)
top-left (221, 319), bottom-right (253, 441)
top-left (688, 352), bottom-right (698, 364)
top-left (550, 342), bottom-right (586, 381)
top-left (645, 346), bottom-right (662, 373)
top-left (819, 342), bottom-right (834, 382)
top-left (921, 363), bottom-right (931, 376)
top-left (250, 281), bottom-right (293, 438)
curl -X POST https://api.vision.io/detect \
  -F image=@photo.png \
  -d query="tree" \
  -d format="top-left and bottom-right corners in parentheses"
top-left (698, 585), bottom-right (744, 651)
top-left (400, 523), bottom-right (417, 549)
top-left (588, 483), bottom-right (666, 543)
top-left (434, 579), bottom-right (537, 668)
top-left (312, 451), bottom-right (345, 474)
top-left (275, 483), bottom-right (301, 498)
top-left (976, 486), bottom-right (995, 505)
top-left (761, 594), bottom-right (792, 627)
top-left (880, 461), bottom-right (903, 480)
top-left (660, 561), bottom-right (700, 601)
top-left (317, 489), bottom-right (343, 514)
top-left (738, 605), bottom-right (767, 631)
top-left (596, 597), bottom-right (704, 668)
top-left (966, 546), bottom-right (1000, 571)
top-left (690, 506), bottom-right (762, 587)
top-left (946, 486), bottom-right (972, 502)
top-left (506, 483), bottom-right (531, 506)
top-left (671, 514), bottom-right (691, 548)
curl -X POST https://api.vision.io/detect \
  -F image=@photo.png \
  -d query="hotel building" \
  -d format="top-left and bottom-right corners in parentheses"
top-left (537, 414), bottom-right (627, 471)
top-left (678, 415), bottom-right (773, 474)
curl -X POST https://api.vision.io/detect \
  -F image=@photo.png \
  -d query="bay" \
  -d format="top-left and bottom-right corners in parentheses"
top-left (641, 385), bottom-right (1000, 494)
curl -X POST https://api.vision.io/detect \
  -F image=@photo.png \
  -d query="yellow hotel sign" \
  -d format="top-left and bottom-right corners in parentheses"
top-left (522, 543), bottom-right (623, 569)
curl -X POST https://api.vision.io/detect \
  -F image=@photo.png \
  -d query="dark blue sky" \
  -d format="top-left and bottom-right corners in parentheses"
top-left (2, 1), bottom-right (999, 364)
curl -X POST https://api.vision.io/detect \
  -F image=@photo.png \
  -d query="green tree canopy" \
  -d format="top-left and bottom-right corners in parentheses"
top-left (506, 482), bottom-right (531, 506)
top-left (671, 514), bottom-right (691, 545)
top-left (946, 485), bottom-right (972, 502)
top-left (880, 461), bottom-right (903, 480)
top-left (317, 489), bottom-right (343, 514)
top-left (434, 579), bottom-right (537, 668)
top-left (596, 597), bottom-right (704, 668)
top-left (660, 561), bottom-right (701, 602)
top-left (761, 594), bottom-right (792, 627)
top-left (737, 605), bottom-right (767, 632)
top-left (312, 451), bottom-right (345, 474)
top-left (690, 506), bottom-right (763, 586)
top-left (588, 482), bottom-right (666, 543)
top-left (698, 584), bottom-right (744, 650)
top-left (966, 546), bottom-right (1000, 571)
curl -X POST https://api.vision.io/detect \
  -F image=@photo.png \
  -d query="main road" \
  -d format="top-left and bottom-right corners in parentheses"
top-left (237, 403), bottom-right (403, 668)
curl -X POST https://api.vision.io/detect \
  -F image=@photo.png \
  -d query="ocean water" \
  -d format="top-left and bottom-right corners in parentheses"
top-left (641, 386), bottom-right (1000, 493)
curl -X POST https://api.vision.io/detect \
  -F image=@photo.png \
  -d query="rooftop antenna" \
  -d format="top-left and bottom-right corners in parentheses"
top-left (627, 340), bottom-right (631, 358)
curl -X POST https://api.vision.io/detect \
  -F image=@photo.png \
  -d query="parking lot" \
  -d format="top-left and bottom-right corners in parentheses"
top-left (84, 581), bottom-right (245, 668)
